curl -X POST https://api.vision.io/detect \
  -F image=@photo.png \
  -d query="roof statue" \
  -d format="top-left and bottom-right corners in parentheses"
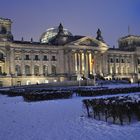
top-left (96, 28), bottom-right (104, 42)
top-left (50, 23), bottom-right (70, 45)
top-left (57, 23), bottom-right (65, 36)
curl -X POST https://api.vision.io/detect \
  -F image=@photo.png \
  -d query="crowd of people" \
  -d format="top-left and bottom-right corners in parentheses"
top-left (77, 86), bottom-right (140, 97)
top-left (83, 96), bottom-right (140, 125)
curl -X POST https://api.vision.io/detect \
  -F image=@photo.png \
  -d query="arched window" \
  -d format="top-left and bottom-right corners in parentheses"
top-left (0, 53), bottom-right (4, 59)
top-left (15, 65), bottom-right (21, 76)
top-left (0, 52), bottom-right (4, 61)
top-left (43, 65), bottom-right (48, 76)
top-left (52, 65), bottom-right (56, 74)
top-left (123, 67), bottom-right (126, 74)
top-left (138, 68), bottom-right (140, 74)
top-left (34, 65), bottom-right (39, 76)
top-left (0, 66), bottom-right (2, 74)
top-left (25, 65), bottom-right (31, 76)
top-left (127, 67), bottom-right (130, 74)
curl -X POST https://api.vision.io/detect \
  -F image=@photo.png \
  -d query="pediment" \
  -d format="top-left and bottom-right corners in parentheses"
top-left (69, 37), bottom-right (100, 47)
top-left (79, 38), bottom-right (99, 47)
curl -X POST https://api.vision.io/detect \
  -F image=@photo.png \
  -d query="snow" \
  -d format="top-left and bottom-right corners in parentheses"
top-left (0, 93), bottom-right (140, 140)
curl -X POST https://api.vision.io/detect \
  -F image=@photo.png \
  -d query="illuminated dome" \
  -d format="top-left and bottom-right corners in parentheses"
top-left (40, 26), bottom-right (73, 43)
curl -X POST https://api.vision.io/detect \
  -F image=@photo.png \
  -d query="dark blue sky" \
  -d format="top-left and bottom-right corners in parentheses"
top-left (0, 0), bottom-right (140, 47)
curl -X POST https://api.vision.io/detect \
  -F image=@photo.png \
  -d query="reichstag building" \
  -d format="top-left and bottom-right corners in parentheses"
top-left (0, 17), bottom-right (140, 86)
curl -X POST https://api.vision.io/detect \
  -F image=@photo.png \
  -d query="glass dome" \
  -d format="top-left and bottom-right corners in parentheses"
top-left (40, 27), bottom-right (73, 43)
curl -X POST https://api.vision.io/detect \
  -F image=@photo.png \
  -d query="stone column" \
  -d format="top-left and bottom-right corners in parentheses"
top-left (91, 52), bottom-right (94, 75)
top-left (71, 51), bottom-right (75, 74)
top-left (21, 51), bottom-right (25, 75)
top-left (112, 55), bottom-right (115, 78)
top-left (80, 52), bottom-right (82, 74)
top-left (84, 51), bottom-right (89, 77)
top-left (5, 46), bottom-right (10, 75)
top-left (119, 55), bottom-right (121, 75)
top-left (75, 52), bottom-right (78, 73)
top-left (67, 51), bottom-right (71, 75)
top-left (77, 52), bottom-right (79, 73)
top-left (31, 52), bottom-right (34, 75)
top-left (86, 52), bottom-right (90, 77)
top-left (48, 51), bottom-right (51, 75)
top-left (10, 48), bottom-right (15, 75)
top-left (84, 51), bottom-right (86, 76)
top-left (102, 53), bottom-right (108, 76)
top-left (92, 52), bottom-right (95, 74)
top-left (78, 52), bottom-right (81, 74)
top-left (89, 52), bottom-right (92, 74)
top-left (131, 54), bottom-right (136, 73)
top-left (81, 52), bottom-right (84, 73)
top-left (39, 52), bottom-right (43, 75)
top-left (92, 51), bottom-right (96, 85)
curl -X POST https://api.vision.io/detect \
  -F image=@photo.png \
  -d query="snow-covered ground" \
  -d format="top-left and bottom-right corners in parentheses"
top-left (0, 93), bottom-right (140, 140)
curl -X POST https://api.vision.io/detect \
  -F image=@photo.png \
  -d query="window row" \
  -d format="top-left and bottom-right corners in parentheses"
top-left (108, 58), bottom-right (130, 63)
top-left (15, 55), bottom-right (57, 61)
top-left (15, 65), bottom-right (56, 76)
top-left (109, 66), bottom-right (130, 74)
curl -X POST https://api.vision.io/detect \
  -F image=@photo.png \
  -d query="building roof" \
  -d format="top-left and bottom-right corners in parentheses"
top-left (0, 17), bottom-right (12, 23)
top-left (119, 35), bottom-right (140, 40)
top-left (40, 25), bottom-right (73, 44)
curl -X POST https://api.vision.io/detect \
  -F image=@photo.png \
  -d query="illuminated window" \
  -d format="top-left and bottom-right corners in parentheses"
top-left (45, 80), bottom-right (49, 83)
top-left (26, 80), bottom-right (31, 85)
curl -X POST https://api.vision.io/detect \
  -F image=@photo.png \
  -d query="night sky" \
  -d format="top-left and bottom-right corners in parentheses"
top-left (0, 0), bottom-right (140, 47)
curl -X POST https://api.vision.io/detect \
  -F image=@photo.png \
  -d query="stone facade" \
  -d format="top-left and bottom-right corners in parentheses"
top-left (0, 17), bottom-right (139, 86)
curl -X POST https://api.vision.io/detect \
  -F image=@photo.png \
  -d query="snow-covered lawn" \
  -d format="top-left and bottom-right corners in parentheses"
top-left (0, 94), bottom-right (140, 140)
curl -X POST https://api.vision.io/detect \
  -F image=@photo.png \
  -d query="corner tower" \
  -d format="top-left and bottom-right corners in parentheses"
top-left (0, 17), bottom-right (13, 41)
